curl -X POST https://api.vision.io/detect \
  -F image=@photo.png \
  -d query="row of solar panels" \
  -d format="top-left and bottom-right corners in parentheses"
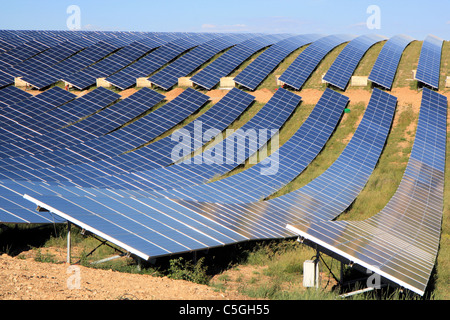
top-left (0, 31), bottom-right (447, 296)
top-left (0, 30), bottom-right (445, 92)
top-left (0, 82), bottom-right (445, 296)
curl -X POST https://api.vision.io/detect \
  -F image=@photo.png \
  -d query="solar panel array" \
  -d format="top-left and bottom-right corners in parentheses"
top-left (287, 88), bottom-right (447, 296)
top-left (62, 41), bottom-right (154, 90)
top-left (190, 34), bottom-right (289, 90)
top-left (233, 34), bottom-right (322, 90)
top-left (157, 88), bottom-right (348, 203)
top-left (0, 88), bottom-right (164, 158)
top-left (5, 31), bottom-right (179, 90)
top-left (0, 87), bottom-right (119, 147)
top-left (0, 30), bottom-right (447, 296)
top-left (105, 34), bottom-right (218, 90)
top-left (0, 85), bottom-right (33, 108)
top-left (26, 88), bottom-right (252, 180)
top-left (368, 34), bottom-right (414, 89)
top-left (1, 88), bottom-right (395, 260)
top-left (148, 34), bottom-right (253, 90)
top-left (0, 87), bottom-right (208, 174)
top-left (278, 34), bottom-right (355, 90)
top-left (0, 86), bottom-right (76, 127)
top-left (415, 35), bottom-right (443, 89)
top-left (322, 34), bottom-right (386, 90)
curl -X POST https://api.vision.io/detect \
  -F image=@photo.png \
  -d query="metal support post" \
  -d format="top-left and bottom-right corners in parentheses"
top-left (67, 221), bottom-right (71, 264)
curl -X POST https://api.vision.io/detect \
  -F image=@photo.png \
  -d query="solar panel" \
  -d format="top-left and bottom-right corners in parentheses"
top-left (61, 41), bottom-right (154, 90)
top-left (0, 88), bottom-right (296, 195)
top-left (156, 88), bottom-right (348, 203)
top-left (0, 88), bottom-right (209, 173)
top-left (286, 88), bottom-right (446, 296)
top-left (0, 85), bottom-right (33, 108)
top-left (0, 40), bottom-right (49, 69)
top-left (415, 35), bottom-right (443, 89)
top-left (20, 41), bottom-right (120, 90)
top-left (322, 34), bottom-right (386, 90)
top-left (8, 88), bottom-right (252, 182)
top-left (234, 34), bottom-right (322, 90)
top-left (7, 41), bottom-right (84, 79)
top-left (0, 87), bottom-right (120, 148)
top-left (105, 34), bottom-right (216, 90)
top-left (148, 34), bottom-right (252, 90)
top-left (0, 86), bottom-right (76, 126)
top-left (0, 86), bottom-right (397, 262)
top-left (190, 34), bottom-right (289, 90)
top-left (0, 71), bottom-right (15, 88)
top-left (368, 34), bottom-right (414, 89)
top-left (0, 88), bottom-right (164, 158)
top-left (278, 34), bottom-right (355, 90)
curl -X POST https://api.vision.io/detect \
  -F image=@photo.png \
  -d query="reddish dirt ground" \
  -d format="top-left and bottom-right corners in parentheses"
top-left (0, 253), bottom-right (253, 300)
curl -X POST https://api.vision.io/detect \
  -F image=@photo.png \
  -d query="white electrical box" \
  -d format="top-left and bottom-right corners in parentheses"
top-left (303, 259), bottom-right (319, 287)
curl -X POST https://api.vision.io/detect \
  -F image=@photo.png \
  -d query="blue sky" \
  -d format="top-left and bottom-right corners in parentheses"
top-left (0, 0), bottom-right (448, 39)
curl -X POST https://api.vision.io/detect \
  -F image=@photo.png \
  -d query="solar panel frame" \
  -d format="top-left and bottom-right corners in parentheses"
top-left (286, 88), bottom-right (446, 296)
top-left (322, 34), bottom-right (386, 90)
top-left (415, 35), bottom-right (443, 89)
top-left (234, 34), bottom-right (322, 90)
top-left (278, 34), bottom-right (356, 90)
top-left (368, 34), bottom-right (414, 89)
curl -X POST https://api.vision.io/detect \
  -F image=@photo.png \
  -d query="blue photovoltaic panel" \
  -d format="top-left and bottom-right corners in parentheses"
top-left (0, 71), bottom-right (15, 88)
top-left (78, 88), bottom-right (298, 191)
top-left (156, 88), bottom-right (348, 204)
top-left (287, 88), bottom-right (446, 296)
top-left (0, 85), bottom-right (33, 108)
top-left (0, 86), bottom-right (76, 127)
top-left (148, 34), bottom-right (252, 90)
top-left (0, 88), bottom-right (165, 158)
top-left (190, 34), bottom-right (288, 90)
top-left (6, 41), bottom-right (84, 79)
top-left (234, 34), bottom-right (322, 90)
top-left (368, 34), bottom-right (414, 89)
top-left (20, 41), bottom-right (120, 90)
top-left (0, 87), bottom-right (120, 148)
top-left (4, 88), bottom-right (395, 258)
top-left (3, 88), bottom-right (252, 180)
top-left (0, 88), bottom-right (297, 197)
top-left (0, 88), bottom-right (209, 173)
top-left (0, 40), bottom-right (49, 69)
top-left (278, 34), bottom-right (355, 90)
top-left (106, 34), bottom-right (216, 90)
top-left (415, 35), bottom-right (443, 89)
top-left (61, 41), bottom-right (154, 90)
top-left (322, 34), bottom-right (386, 90)
top-left (0, 84), bottom-right (397, 262)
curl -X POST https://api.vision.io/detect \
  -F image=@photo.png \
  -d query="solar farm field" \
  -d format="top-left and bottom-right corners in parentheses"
top-left (0, 30), bottom-right (449, 301)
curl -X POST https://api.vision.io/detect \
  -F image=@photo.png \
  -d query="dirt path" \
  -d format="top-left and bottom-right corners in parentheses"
top-left (0, 254), bottom-right (253, 300)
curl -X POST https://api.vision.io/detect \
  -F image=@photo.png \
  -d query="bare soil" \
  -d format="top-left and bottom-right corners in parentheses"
top-left (0, 253), bottom-right (254, 300)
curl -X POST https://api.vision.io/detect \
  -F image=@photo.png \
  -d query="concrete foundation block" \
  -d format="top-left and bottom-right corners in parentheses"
top-left (96, 77), bottom-right (112, 88)
top-left (14, 77), bottom-right (28, 87)
top-left (351, 76), bottom-right (368, 87)
top-left (178, 77), bottom-right (193, 87)
top-left (136, 77), bottom-right (153, 88)
top-left (220, 77), bottom-right (235, 88)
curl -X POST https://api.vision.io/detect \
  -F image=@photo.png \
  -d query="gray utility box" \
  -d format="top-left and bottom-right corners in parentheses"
top-left (303, 259), bottom-right (320, 288)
